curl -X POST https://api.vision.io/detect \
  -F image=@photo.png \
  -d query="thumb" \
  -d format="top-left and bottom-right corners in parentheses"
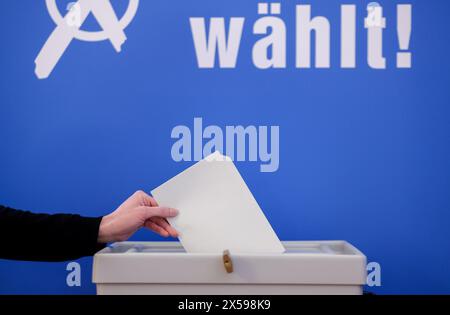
top-left (138, 206), bottom-right (179, 220)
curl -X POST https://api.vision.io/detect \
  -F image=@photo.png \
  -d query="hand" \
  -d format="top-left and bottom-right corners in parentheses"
top-left (97, 190), bottom-right (179, 243)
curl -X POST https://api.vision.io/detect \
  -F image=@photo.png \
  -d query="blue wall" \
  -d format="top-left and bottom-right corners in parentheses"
top-left (1, 0), bottom-right (449, 294)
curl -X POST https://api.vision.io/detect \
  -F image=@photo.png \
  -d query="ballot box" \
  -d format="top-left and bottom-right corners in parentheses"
top-left (92, 241), bottom-right (367, 295)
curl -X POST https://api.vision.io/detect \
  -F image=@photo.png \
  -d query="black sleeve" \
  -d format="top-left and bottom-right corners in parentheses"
top-left (0, 205), bottom-right (106, 262)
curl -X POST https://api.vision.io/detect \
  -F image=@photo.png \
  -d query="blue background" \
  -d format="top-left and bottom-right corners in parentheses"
top-left (1, 0), bottom-right (449, 294)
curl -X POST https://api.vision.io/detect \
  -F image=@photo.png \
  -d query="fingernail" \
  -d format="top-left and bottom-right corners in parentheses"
top-left (171, 208), bottom-right (179, 216)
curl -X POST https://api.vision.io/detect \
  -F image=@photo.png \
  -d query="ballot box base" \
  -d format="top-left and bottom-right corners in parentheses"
top-left (95, 284), bottom-right (362, 295)
top-left (92, 241), bottom-right (367, 295)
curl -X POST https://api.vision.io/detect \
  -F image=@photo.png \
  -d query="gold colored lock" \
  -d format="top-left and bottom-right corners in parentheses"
top-left (223, 250), bottom-right (233, 273)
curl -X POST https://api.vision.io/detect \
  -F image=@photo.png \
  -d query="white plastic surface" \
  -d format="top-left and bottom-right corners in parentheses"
top-left (92, 241), bottom-right (367, 295)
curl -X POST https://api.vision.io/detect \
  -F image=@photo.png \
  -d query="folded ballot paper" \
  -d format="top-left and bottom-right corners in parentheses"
top-left (151, 151), bottom-right (285, 254)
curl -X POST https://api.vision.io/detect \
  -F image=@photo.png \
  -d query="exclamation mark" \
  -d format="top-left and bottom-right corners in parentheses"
top-left (397, 4), bottom-right (412, 68)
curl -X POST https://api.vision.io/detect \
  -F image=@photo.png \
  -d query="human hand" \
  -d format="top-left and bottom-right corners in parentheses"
top-left (97, 190), bottom-right (179, 243)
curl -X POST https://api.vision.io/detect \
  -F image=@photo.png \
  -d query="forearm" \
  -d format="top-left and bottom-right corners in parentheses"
top-left (0, 205), bottom-right (106, 262)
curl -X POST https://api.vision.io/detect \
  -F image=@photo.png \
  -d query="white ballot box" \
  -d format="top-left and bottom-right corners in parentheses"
top-left (92, 241), bottom-right (367, 295)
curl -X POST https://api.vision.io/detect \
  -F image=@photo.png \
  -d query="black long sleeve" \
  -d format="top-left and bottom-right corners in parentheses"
top-left (0, 205), bottom-right (106, 262)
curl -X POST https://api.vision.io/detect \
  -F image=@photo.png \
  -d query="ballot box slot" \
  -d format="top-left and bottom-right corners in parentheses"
top-left (105, 242), bottom-right (358, 256)
top-left (282, 241), bottom-right (357, 255)
top-left (107, 242), bottom-right (186, 253)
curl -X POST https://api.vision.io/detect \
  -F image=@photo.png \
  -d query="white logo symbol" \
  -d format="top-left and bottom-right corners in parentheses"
top-left (35, 0), bottom-right (139, 79)
top-left (66, 2), bottom-right (82, 28)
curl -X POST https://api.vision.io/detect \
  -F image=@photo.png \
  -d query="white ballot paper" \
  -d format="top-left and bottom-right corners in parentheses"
top-left (151, 151), bottom-right (285, 254)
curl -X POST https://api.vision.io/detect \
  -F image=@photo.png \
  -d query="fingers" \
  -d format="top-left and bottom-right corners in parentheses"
top-left (150, 217), bottom-right (179, 238)
top-left (139, 206), bottom-right (178, 219)
top-left (133, 190), bottom-right (158, 207)
top-left (144, 221), bottom-right (169, 237)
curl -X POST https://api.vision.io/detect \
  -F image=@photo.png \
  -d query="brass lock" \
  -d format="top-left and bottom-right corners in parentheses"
top-left (222, 250), bottom-right (233, 273)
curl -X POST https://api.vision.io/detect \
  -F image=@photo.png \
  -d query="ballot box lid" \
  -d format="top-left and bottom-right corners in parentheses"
top-left (92, 241), bottom-right (367, 285)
